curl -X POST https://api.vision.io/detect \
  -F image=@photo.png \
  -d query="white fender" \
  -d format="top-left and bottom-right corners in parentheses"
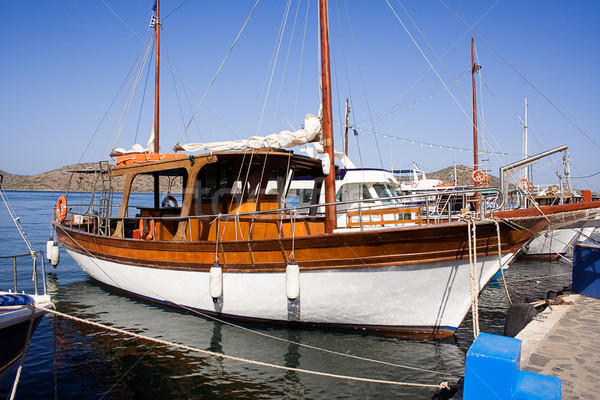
top-left (209, 262), bottom-right (223, 299)
top-left (46, 238), bottom-right (55, 261)
top-left (286, 260), bottom-right (300, 300)
top-left (50, 242), bottom-right (60, 267)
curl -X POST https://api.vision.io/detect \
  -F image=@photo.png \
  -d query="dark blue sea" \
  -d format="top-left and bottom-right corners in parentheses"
top-left (0, 191), bottom-right (577, 399)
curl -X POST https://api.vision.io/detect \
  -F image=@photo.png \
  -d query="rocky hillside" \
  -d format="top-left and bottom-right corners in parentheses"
top-left (0, 162), bottom-right (499, 192)
top-left (425, 164), bottom-right (500, 187)
top-left (0, 163), bottom-right (183, 193)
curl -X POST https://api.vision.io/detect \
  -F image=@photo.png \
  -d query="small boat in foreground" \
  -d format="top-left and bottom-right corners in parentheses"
top-left (0, 175), bottom-right (54, 388)
top-left (0, 290), bottom-right (53, 382)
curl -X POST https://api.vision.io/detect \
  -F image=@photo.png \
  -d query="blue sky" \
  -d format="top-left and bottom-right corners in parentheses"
top-left (1, 1), bottom-right (599, 191)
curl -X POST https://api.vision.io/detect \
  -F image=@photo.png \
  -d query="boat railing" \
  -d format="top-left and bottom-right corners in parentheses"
top-left (0, 250), bottom-right (48, 296)
top-left (57, 187), bottom-right (504, 239)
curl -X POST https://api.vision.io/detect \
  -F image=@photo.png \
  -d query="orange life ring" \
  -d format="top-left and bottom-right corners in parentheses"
top-left (517, 178), bottom-right (534, 192)
top-left (411, 182), bottom-right (418, 188)
top-left (471, 169), bottom-right (485, 184)
top-left (56, 196), bottom-right (68, 222)
top-left (139, 214), bottom-right (154, 240)
top-left (548, 184), bottom-right (559, 194)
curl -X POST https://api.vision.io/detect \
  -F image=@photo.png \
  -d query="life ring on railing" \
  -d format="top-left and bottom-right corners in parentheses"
top-left (548, 184), bottom-right (559, 194)
top-left (411, 182), bottom-right (418, 188)
top-left (161, 195), bottom-right (178, 208)
top-left (56, 196), bottom-right (68, 222)
top-left (139, 213), bottom-right (154, 240)
top-left (517, 178), bottom-right (534, 193)
top-left (472, 169), bottom-right (485, 184)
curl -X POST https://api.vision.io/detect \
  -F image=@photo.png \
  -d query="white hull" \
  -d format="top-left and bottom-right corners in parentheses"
top-left (525, 226), bottom-right (596, 257)
top-left (68, 249), bottom-right (513, 333)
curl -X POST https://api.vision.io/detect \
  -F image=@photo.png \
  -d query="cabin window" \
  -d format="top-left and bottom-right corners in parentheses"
top-left (361, 185), bottom-right (372, 200)
top-left (193, 160), bottom-right (234, 215)
top-left (302, 189), bottom-right (313, 203)
top-left (373, 183), bottom-right (396, 204)
top-left (126, 169), bottom-right (186, 216)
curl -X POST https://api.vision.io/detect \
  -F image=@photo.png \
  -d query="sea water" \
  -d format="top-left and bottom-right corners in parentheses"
top-left (0, 191), bottom-right (577, 399)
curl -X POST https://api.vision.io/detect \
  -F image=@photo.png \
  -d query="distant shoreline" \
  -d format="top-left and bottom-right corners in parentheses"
top-left (2, 162), bottom-right (496, 192)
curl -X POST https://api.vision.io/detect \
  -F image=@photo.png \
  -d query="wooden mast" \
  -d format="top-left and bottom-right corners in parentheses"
top-left (320, 0), bottom-right (337, 233)
top-left (154, 0), bottom-right (160, 154)
top-left (153, 0), bottom-right (161, 208)
top-left (471, 37), bottom-right (481, 211)
top-left (344, 99), bottom-right (350, 157)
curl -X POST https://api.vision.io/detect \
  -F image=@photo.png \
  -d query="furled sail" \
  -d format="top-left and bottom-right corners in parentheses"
top-left (179, 114), bottom-right (321, 152)
top-left (113, 127), bottom-right (156, 154)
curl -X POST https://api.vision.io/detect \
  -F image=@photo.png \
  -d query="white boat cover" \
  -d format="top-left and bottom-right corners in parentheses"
top-left (114, 127), bottom-right (156, 154)
top-left (179, 114), bottom-right (321, 152)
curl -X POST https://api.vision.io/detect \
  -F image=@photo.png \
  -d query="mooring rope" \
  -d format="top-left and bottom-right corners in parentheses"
top-left (489, 218), bottom-right (512, 304)
top-left (171, 303), bottom-right (459, 378)
top-left (461, 213), bottom-right (480, 338)
top-left (40, 307), bottom-right (449, 390)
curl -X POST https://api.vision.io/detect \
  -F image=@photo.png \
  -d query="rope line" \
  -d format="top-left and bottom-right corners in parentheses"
top-left (40, 307), bottom-right (449, 390)
top-left (490, 218), bottom-right (512, 304)
top-left (172, 302), bottom-right (459, 378)
top-left (461, 213), bottom-right (480, 337)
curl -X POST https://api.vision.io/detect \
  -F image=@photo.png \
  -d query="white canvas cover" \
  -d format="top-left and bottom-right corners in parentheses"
top-left (113, 127), bottom-right (156, 154)
top-left (179, 114), bottom-right (321, 152)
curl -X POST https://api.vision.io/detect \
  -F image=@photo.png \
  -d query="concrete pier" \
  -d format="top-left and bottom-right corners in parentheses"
top-left (516, 294), bottom-right (600, 399)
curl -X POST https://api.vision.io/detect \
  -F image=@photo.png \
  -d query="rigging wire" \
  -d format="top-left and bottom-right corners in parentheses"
top-left (161, 0), bottom-right (192, 21)
top-left (256, 0), bottom-right (292, 136)
top-left (439, 0), bottom-right (600, 151)
top-left (110, 33), bottom-right (155, 153)
top-left (363, 0), bottom-right (500, 130)
top-left (390, 0), bottom-right (534, 175)
top-left (333, 0), bottom-right (362, 166)
top-left (162, 32), bottom-right (193, 143)
top-left (270, 0), bottom-right (298, 134)
top-left (385, 1), bottom-right (474, 146)
top-left (392, 0), bottom-right (509, 170)
top-left (77, 29), bottom-right (154, 163)
top-left (572, 171), bottom-right (600, 179)
top-left (293, 0), bottom-right (311, 125)
top-left (342, 1), bottom-right (383, 169)
top-left (134, 42), bottom-right (155, 145)
top-left (363, 71), bottom-right (470, 127)
top-left (344, 124), bottom-right (519, 156)
top-left (474, 44), bottom-right (490, 172)
top-left (176, 0), bottom-right (261, 145)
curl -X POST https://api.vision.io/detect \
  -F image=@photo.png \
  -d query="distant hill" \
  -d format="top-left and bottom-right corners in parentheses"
top-left (1, 164), bottom-right (99, 192)
top-left (426, 164), bottom-right (500, 187)
top-left (0, 163), bottom-right (182, 193)
top-left (0, 162), bottom-right (497, 192)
